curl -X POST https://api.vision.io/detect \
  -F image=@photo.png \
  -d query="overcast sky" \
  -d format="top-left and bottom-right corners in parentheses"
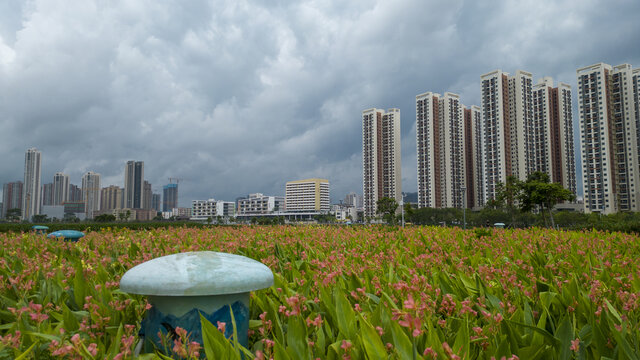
top-left (1, 0), bottom-right (639, 206)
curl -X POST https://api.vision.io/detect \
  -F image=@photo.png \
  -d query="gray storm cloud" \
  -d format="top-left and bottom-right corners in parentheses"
top-left (1, 0), bottom-right (639, 205)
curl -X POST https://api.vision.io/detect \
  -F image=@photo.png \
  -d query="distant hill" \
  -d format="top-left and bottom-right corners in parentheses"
top-left (403, 192), bottom-right (418, 203)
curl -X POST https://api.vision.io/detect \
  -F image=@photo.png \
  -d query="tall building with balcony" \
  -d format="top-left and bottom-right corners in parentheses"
top-left (124, 161), bottom-right (144, 209)
top-left (2, 181), bottom-right (23, 219)
top-left (143, 181), bottom-right (152, 210)
top-left (100, 185), bottom-right (123, 211)
top-left (22, 148), bottom-right (42, 220)
top-left (532, 77), bottom-right (577, 196)
top-left (285, 178), bottom-right (330, 213)
top-left (152, 193), bottom-right (161, 212)
top-left (69, 184), bottom-right (83, 202)
top-left (82, 172), bottom-right (101, 219)
top-left (52, 172), bottom-right (69, 205)
top-left (416, 92), bottom-right (483, 209)
top-left (163, 183), bottom-right (178, 211)
top-left (577, 63), bottom-right (640, 213)
top-left (42, 183), bottom-right (54, 206)
top-left (481, 70), bottom-right (535, 202)
top-left (464, 105), bottom-right (485, 209)
top-left (362, 108), bottom-right (402, 217)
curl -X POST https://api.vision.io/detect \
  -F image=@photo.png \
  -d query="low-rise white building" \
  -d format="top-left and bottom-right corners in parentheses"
top-left (331, 204), bottom-right (358, 221)
top-left (191, 199), bottom-right (236, 220)
top-left (237, 193), bottom-right (284, 215)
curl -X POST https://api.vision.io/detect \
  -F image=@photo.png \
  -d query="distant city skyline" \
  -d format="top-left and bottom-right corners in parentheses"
top-left (0, 1), bottom-right (639, 206)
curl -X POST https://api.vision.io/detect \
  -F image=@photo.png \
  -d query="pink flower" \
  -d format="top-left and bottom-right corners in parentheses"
top-left (341, 340), bottom-right (353, 352)
top-left (87, 343), bottom-right (98, 357)
top-left (217, 321), bottom-right (226, 334)
top-left (423, 347), bottom-right (437, 358)
top-left (570, 338), bottom-right (580, 352)
top-left (375, 326), bottom-right (384, 336)
top-left (71, 333), bottom-right (81, 345)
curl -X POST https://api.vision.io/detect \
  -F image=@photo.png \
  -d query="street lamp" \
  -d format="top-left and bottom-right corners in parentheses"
top-left (460, 186), bottom-right (466, 230)
top-left (400, 192), bottom-right (406, 228)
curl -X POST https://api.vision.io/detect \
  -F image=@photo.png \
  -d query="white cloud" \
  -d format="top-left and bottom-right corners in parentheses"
top-left (0, 0), bottom-right (639, 203)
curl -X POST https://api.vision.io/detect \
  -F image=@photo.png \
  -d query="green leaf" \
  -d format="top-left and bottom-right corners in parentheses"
top-left (14, 342), bottom-right (36, 360)
top-left (334, 289), bottom-right (357, 339)
top-left (200, 312), bottom-right (239, 360)
top-left (357, 314), bottom-right (387, 360)
top-left (274, 340), bottom-right (292, 360)
top-left (555, 316), bottom-right (574, 360)
top-left (453, 317), bottom-right (470, 359)
top-left (23, 331), bottom-right (60, 342)
top-left (286, 316), bottom-right (310, 359)
top-left (603, 299), bottom-right (622, 324)
top-left (389, 321), bottom-right (413, 360)
top-left (62, 302), bottom-right (79, 331)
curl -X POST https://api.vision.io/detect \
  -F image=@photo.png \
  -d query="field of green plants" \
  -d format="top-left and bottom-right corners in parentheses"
top-left (1, 226), bottom-right (639, 359)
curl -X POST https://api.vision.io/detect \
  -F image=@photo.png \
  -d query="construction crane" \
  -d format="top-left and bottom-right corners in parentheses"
top-left (168, 177), bottom-right (183, 185)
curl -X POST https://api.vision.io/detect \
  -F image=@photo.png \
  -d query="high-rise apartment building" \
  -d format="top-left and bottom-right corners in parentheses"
top-left (285, 178), bottom-right (330, 213)
top-left (69, 184), bottom-right (83, 202)
top-left (42, 183), bottom-right (54, 206)
top-left (22, 148), bottom-right (42, 220)
top-left (143, 181), bottom-right (152, 210)
top-left (163, 183), bottom-right (178, 211)
top-left (124, 161), bottom-right (144, 209)
top-left (152, 193), bottom-right (161, 212)
top-left (464, 105), bottom-right (485, 209)
top-left (416, 92), bottom-right (483, 209)
top-left (100, 185), bottom-right (122, 211)
top-left (362, 108), bottom-right (402, 217)
top-left (2, 181), bottom-right (23, 219)
top-left (82, 172), bottom-right (101, 219)
top-left (52, 172), bottom-right (70, 205)
top-left (577, 63), bottom-right (640, 213)
top-left (343, 192), bottom-right (363, 209)
top-left (532, 78), bottom-right (577, 195)
top-left (481, 70), bottom-right (535, 202)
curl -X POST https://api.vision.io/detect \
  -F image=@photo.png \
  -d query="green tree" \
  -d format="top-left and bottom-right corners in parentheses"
top-left (376, 197), bottom-right (398, 225)
top-left (95, 214), bottom-right (116, 222)
top-left (519, 171), bottom-right (575, 228)
top-left (32, 214), bottom-right (49, 223)
top-left (6, 208), bottom-right (22, 222)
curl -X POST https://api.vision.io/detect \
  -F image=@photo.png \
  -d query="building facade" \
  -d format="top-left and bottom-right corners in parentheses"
top-left (124, 161), bottom-right (144, 209)
top-left (532, 77), bottom-right (577, 195)
top-left (22, 148), bottom-right (42, 220)
top-left (285, 178), bottom-right (330, 213)
top-left (143, 181), bottom-right (152, 210)
top-left (362, 108), bottom-right (402, 218)
top-left (416, 92), bottom-right (483, 209)
top-left (2, 181), bottom-right (23, 219)
top-left (191, 199), bottom-right (236, 220)
top-left (482, 70), bottom-right (580, 206)
top-left (163, 183), bottom-right (178, 211)
top-left (577, 63), bottom-right (640, 213)
top-left (42, 183), bottom-right (54, 206)
top-left (100, 185), bottom-right (123, 211)
top-left (69, 184), bottom-right (83, 202)
top-left (465, 105), bottom-right (485, 209)
top-left (53, 172), bottom-right (70, 205)
top-left (343, 192), bottom-right (363, 209)
top-left (82, 171), bottom-right (101, 219)
top-left (152, 193), bottom-right (161, 212)
top-left (237, 193), bottom-right (284, 215)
